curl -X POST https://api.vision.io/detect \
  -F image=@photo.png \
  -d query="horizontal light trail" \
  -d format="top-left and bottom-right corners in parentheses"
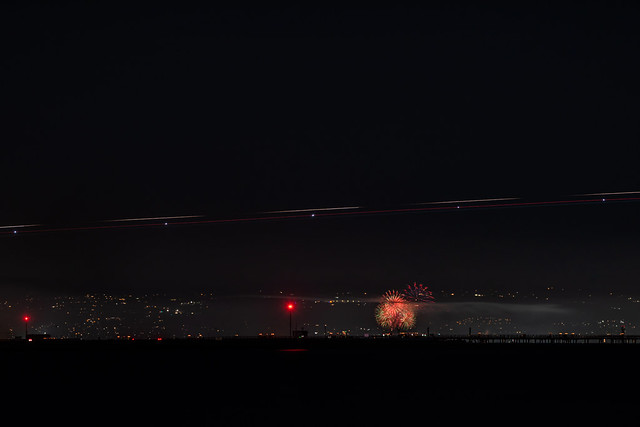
top-left (0, 224), bottom-right (40, 230)
top-left (1, 213), bottom-right (318, 235)
top-left (105, 215), bottom-right (204, 222)
top-left (264, 206), bottom-right (361, 214)
top-left (414, 197), bottom-right (519, 205)
top-left (577, 191), bottom-right (640, 196)
top-left (302, 197), bottom-right (640, 218)
top-left (2, 195), bottom-right (640, 236)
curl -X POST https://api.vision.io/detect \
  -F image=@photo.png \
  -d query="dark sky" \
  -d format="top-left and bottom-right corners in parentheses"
top-left (1, 1), bottom-right (639, 298)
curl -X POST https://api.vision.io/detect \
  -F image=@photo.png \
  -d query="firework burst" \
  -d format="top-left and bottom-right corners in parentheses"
top-left (375, 290), bottom-right (416, 332)
top-left (401, 282), bottom-right (435, 303)
top-left (375, 285), bottom-right (436, 333)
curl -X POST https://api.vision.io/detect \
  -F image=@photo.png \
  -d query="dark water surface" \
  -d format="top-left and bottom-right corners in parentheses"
top-left (2, 337), bottom-right (632, 416)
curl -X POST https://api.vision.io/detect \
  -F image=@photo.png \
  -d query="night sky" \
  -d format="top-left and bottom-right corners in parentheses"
top-left (1, 1), bottom-right (639, 301)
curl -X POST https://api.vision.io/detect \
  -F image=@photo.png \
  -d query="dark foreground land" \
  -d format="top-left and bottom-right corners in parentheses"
top-left (2, 337), bottom-right (636, 413)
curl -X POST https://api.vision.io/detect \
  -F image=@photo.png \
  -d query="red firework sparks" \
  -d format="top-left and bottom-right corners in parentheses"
top-left (401, 282), bottom-right (435, 303)
top-left (375, 290), bottom-right (416, 331)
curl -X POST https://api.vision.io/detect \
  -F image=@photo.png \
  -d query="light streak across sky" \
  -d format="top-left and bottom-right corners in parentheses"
top-left (0, 224), bottom-right (40, 230)
top-left (414, 197), bottom-right (519, 205)
top-left (264, 206), bottom-right (361, 214)
top-left (576, 191), bottom-right (640, 196)
top-left (2, 193), bottom-right (640, 236)
top-left (105, 215), bottom-right (204, 222)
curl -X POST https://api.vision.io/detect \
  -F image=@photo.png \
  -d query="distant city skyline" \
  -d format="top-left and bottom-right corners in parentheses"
top-left (3, 284), bottom-right (638, 340)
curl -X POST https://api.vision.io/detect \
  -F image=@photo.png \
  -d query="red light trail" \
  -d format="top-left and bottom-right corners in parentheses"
top-left (1, 194), bottom-right (640, 237)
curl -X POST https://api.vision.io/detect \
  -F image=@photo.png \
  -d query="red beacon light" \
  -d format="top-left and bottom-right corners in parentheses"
top-left (285, 302), bottom-right (296, 338)
top-left (23, 315), bottom-right (30, 341)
